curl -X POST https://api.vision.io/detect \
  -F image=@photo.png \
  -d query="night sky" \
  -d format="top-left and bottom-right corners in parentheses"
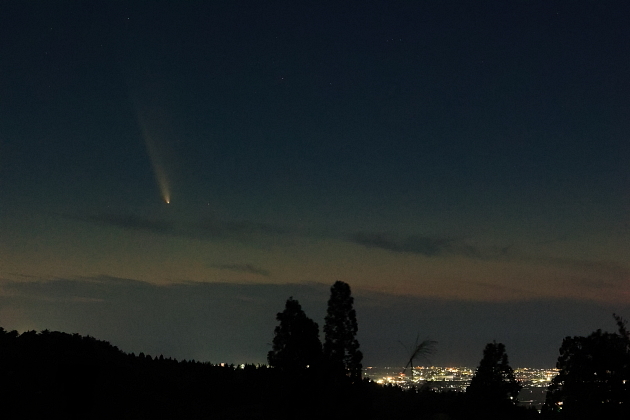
top-left (1, 1), bottom-right (629, 368)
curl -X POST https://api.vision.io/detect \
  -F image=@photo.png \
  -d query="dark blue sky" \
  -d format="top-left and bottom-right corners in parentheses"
top-left (1, 1), bottom-right (629, 367)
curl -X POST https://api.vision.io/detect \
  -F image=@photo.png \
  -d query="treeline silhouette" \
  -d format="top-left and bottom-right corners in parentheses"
top-left (0, 282), bottom-right (628, 419)
top-left (0, 326), bottom-right (540, 420)
top-left (0, 327), bottom-right (429, 419)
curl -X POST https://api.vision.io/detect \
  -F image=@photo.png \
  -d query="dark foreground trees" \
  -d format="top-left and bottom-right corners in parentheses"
top-left (543, 314), bottom-right (630, 419)
top-left (0, 327), bottom-right (259, 419)
top-left (0, 325), bottom-right (542, 420)
top-left (467, 341), bottom-right (524, 417)
top-left (323, 281), bottom-right (363, 380)
top-left (267, 281), bottom-right (363, 381)
top-left (267, 297), bottom-right (322, 374)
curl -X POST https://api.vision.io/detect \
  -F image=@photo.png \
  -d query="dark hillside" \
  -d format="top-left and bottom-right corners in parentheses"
top-left (0, 327), bottom-right (537, 419)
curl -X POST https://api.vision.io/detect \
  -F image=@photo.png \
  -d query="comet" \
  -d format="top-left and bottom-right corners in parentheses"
top-left (136, 106), bottom-right (172, 204)
top-left (127, 71), bottom-right (176, 205)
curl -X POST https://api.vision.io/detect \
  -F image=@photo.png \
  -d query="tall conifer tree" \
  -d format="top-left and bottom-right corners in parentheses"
top-left (323, 281), bottom-right (363, 379)
top-left (467, 341), bottom-right (521, 404)
top-left (267, 297), bottom-right (321, 373)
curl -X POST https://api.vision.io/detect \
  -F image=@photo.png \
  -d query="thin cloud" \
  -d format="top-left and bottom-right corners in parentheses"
top-left (209, 263), bottom-right (270, 277)
top-left (571, 277), bottom-right (619, 291)
top-left (350, 232), bottom-right (451, 256)
top-left (349, 231), bottom-right (629, 285)
top-left (501, 251), bottom-right (630, 283)
top-left (65, 213), bottom-right (174, 235)
top-left (66, 212), bottom-right (288, 242)
top-left (543, 258), bottom-right (628, 280)
top-left (453, 280), bottom-right (543, 299)
top-left (349, 232), bottom-right (486, 258)
top-left (193, 218), bottom-right (287, 240)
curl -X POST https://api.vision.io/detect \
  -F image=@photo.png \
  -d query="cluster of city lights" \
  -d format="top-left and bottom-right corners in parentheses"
top-left (364, 366), bottom-right (557, 408)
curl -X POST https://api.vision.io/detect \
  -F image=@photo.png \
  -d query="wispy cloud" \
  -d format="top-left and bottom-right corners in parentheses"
top-left (571, 277), bottom-right (619, 291)
top-left (66, 212), bottom-right (287, 242)
top-left (192, 218), bottom-right (287, 240)
top-left (66, 213), bottom-right (629, 288)
top-left (542, 258), bottom-right (628, 278)
top-left (350, 232), bottom-right (451, 255)
top-left (66, 213), bottom-right (174, 235)
top-left (487, 244), bottom-right (630, 283)
top-left (349, 232), bottom-right (487, 258)
top-left (209, 264), bottom-right (270, 277)
top-left (453, 279), bottom-right (543, 299)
